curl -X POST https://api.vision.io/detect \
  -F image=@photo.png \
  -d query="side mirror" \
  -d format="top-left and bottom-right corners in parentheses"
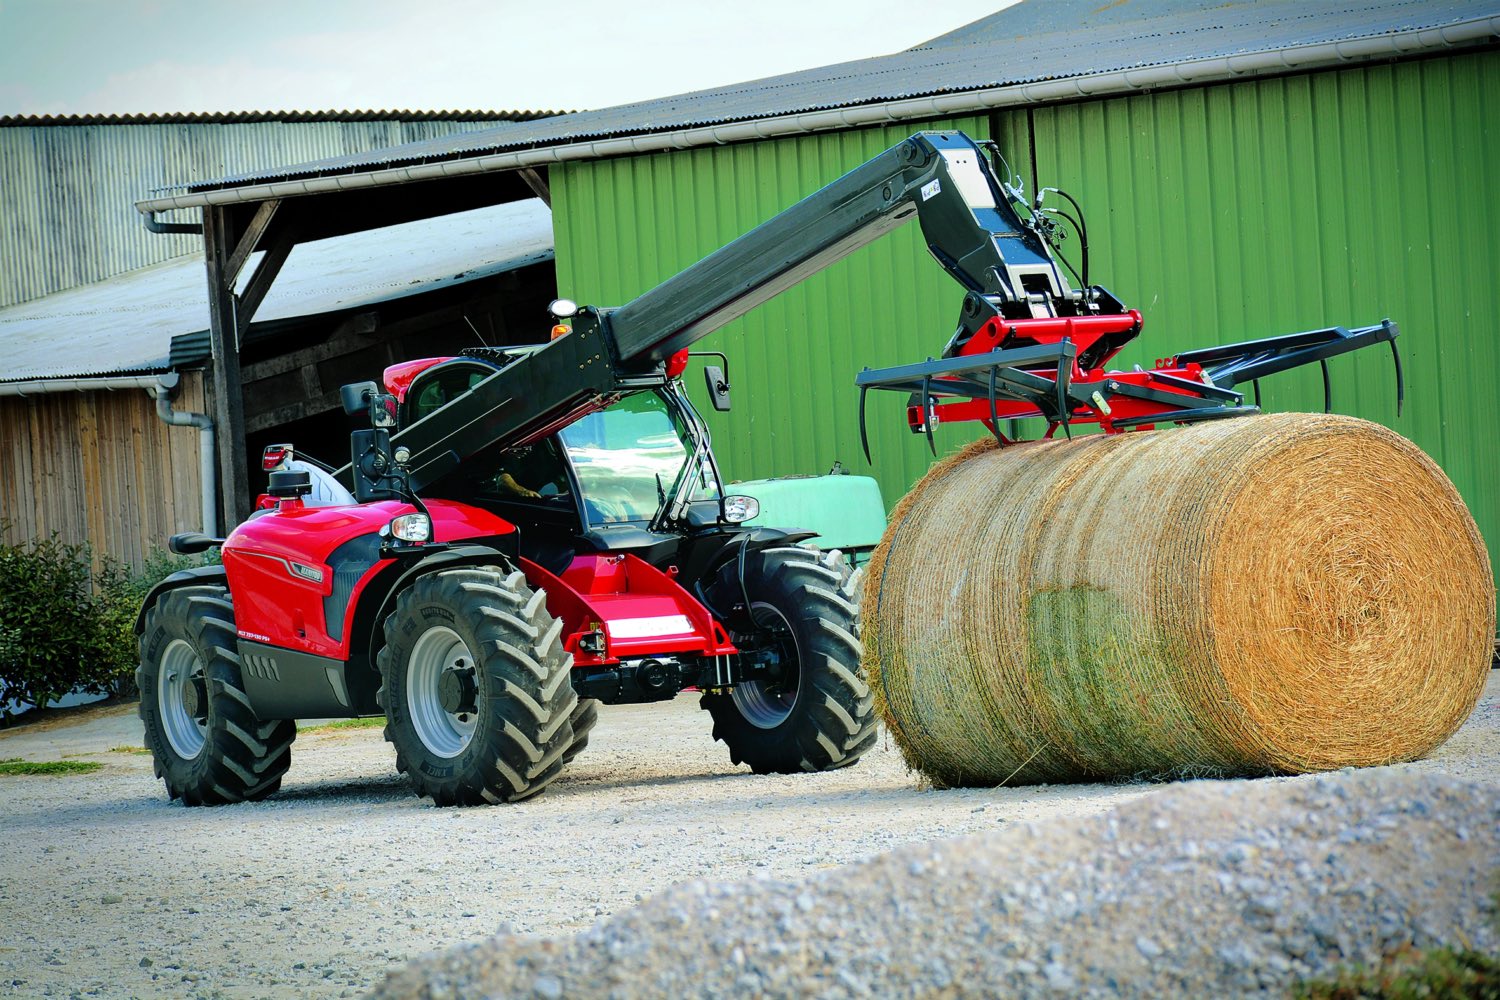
top-left (340, 381), bottom-right (379, 416)
top-left (703, 365), bottom-right (731, 412)
top-left (369, 393), bottom-right (398, 428)
top-left (339, 381), bottom-right (398, 427)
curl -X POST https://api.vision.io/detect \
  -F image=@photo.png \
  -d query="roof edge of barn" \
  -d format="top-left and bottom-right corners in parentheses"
top-left (1, 109), bottom-right (567, 127)
top-left (135, 8), bottom-right (1500, 215)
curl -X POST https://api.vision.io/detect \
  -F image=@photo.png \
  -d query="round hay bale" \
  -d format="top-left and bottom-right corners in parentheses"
top-left (862, 412), bottom-right (1494, 786)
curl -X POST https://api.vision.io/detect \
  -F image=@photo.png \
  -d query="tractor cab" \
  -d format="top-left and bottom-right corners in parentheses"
top-left (391, 353), bottom-right (744, 577)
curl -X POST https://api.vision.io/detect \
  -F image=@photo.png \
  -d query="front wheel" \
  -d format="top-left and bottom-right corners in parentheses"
top-left (701, 547), bottom-right (877, 774)
top-left (376, 566), bottom-right (577, 806)
top-left (137, 585), bottom-right (295, 805)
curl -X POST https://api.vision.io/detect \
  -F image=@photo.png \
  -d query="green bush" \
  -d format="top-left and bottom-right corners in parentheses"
top-left (0, 534), bottom-right (206, 722)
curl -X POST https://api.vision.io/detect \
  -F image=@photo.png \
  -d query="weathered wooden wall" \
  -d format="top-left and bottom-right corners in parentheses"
top-left (0, 370), bottom-right (209, 569)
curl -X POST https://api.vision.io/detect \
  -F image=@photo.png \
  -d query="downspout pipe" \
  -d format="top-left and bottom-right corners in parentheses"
top-left (0, 372), bottom-right (218, 535)
top-left (142, 211), bottom-right (202, 235)
top-left (151, 378), bottom-right (218, 537)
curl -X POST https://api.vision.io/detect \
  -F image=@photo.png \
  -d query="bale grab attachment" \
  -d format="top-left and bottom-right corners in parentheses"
top-left (856, 314), bottom-right (1403, 457)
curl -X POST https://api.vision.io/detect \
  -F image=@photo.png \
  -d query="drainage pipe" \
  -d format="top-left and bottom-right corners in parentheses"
top-left (142, 211), bottom-right (203, 235)
top-left (0, 372), bottom-right (217, 535)
top-left (151, 380), bottom-right (218, 537)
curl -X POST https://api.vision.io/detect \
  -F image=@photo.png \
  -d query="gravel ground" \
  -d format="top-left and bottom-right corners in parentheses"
top-left (0, 673), bottom-right (1495, 999)
top-left (372, 769), bottom-right (1499, 999)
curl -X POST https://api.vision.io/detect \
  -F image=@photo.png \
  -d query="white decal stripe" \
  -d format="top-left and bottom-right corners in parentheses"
top-left (607, 615), bottom-right (695, 639)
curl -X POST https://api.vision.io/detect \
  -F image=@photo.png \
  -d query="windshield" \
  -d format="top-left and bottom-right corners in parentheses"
top-left (559, 392), bottom-right (716, 525)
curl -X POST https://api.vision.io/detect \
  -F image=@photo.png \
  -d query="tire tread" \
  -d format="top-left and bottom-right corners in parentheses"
top-left (137, 585), bottom-right (295, 806)
top-left (700, 547), bottom-right (877, 775)
top-left (376, 566), bottom-right (577, 806)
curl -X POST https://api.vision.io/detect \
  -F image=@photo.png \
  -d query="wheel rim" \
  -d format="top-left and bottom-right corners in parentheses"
top-left (407, 625), bottom-right (478, 758)
top-left (157, 639), bottom-right (207, 760)
top-left (732, 602), bottom-right (802, 730)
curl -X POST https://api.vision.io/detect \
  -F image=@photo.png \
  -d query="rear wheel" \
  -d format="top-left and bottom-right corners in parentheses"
top-left (376, 566), bottom-right (577, 805)
top-left (701, 547), bottom-right (877, 773)
top-left (137, 585), bottom-right (295, 805)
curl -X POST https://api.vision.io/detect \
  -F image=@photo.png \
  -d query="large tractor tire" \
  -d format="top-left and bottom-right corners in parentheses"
top-left (701, 547), bottom-right (877, 774)
top-left (137, 585), bottom-right (295, 805)
top-left (376, 567), bottom-right (578, 806)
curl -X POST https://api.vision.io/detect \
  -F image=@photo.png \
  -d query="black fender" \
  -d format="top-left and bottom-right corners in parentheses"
top-left (687, 527), bottom-right (818, 613)
top-left (134, 565), bottom-right (229, 635)
top-left (700, 528), bottom-right (817, 578)
top-left (351, 543), bottom-right (519, 669)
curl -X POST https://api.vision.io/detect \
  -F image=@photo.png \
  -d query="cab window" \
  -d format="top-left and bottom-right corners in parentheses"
top-left (559, 391), bottom-right (716, 524)
top-left (406, 363), bottom-right (491, 423)
top-left (470, 439), bottom-right (573, 507)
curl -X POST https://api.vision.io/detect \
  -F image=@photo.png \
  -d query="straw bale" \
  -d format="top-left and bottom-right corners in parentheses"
top-left (862, 413), bottom-right (1494, 786)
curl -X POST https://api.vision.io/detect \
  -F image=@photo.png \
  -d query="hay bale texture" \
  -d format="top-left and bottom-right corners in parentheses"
top-left (862, 413), bottom-right (1494, 786)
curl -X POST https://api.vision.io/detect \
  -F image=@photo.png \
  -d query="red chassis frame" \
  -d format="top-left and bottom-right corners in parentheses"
top-left (227, 496), bottom-right (736, 672)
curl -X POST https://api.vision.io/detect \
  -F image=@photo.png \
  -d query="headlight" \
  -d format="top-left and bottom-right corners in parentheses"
top-left (722, 495), bottom-right (760, 524)
top-left (389, 513), bottom-right (432, 543)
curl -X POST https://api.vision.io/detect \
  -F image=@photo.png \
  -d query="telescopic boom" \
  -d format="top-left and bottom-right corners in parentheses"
top-left (388, 132), bottom-right (1091, 490)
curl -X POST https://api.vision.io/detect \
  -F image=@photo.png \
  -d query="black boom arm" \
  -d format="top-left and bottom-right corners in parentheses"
top-left (607, 132), bottom-right (1081, 364)
top-left (387, 132), bottom-right (1087, 491)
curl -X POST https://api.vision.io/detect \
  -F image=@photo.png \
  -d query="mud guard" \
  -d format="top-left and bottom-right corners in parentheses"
top-left (355, 543), bottom-right (519, 665)
top-left (694, 528), bottom-right (818, 593)
top-left (134, 565), bottom-right (229, 635)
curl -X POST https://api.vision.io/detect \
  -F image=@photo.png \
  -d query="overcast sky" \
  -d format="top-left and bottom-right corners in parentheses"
top-left (0, 0), bottom-right (1011, 116)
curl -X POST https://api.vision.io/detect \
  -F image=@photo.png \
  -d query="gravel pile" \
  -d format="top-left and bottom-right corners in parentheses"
top-left (372, 767), bottom-right (1499, 999)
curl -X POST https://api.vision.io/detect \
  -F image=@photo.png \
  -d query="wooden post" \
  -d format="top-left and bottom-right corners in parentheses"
top-left (202, 205), bottom-right (250, 530)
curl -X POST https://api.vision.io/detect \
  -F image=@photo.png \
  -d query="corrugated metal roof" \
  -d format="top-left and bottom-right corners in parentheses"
top-left (177, 0), bottom-right (1499, 193)
top-left (4, 116), bottom-right (527, 309)
top-left (1, 109), bottom-right (566, 127)
top-left (0, 199), bottom-right (553, 381)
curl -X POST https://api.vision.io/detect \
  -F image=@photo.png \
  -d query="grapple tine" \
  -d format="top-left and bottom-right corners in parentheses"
top-left (1253, 378), bottom-right (1262, 409)
top-left (1320, 359), bottom-right (1332, 414)
top-left (858, 383), bottom-right (872, 464)
top-left (921, 375), bottom-right (936, 455)
top-left (1390, 339), bottom-right (1405, 418)
top-left (1055, 355), bottom-right (1068, 426)
top-left (1054, 355), bottom-right (1073, 439)
top-left (987, 365), bottom-right (1004, 446)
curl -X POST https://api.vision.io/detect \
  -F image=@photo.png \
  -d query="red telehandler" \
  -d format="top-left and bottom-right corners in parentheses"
top-left (136, 132), bottom-right (1398, 806)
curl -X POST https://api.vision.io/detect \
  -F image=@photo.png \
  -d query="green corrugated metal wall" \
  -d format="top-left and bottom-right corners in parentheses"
top-left (553, 50), bottom-right (1499, 590)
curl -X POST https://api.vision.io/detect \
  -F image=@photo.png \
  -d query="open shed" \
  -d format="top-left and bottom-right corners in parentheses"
top-left (0, 111), bottom-right (561, 564)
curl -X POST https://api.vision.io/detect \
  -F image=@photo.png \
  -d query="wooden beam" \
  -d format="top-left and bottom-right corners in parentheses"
top-left (244, 393), bottom-right (343, 434)
top-left (202, 205), bottom-right (251, 529)
top-left (235, 225), bottom-right (296, 340)
top-left (240, 312), bottom-right (381, 383)
top-left (224, 199), bottom-right (281, 285)
top-left (517, 167), bottom-right (550, 207)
